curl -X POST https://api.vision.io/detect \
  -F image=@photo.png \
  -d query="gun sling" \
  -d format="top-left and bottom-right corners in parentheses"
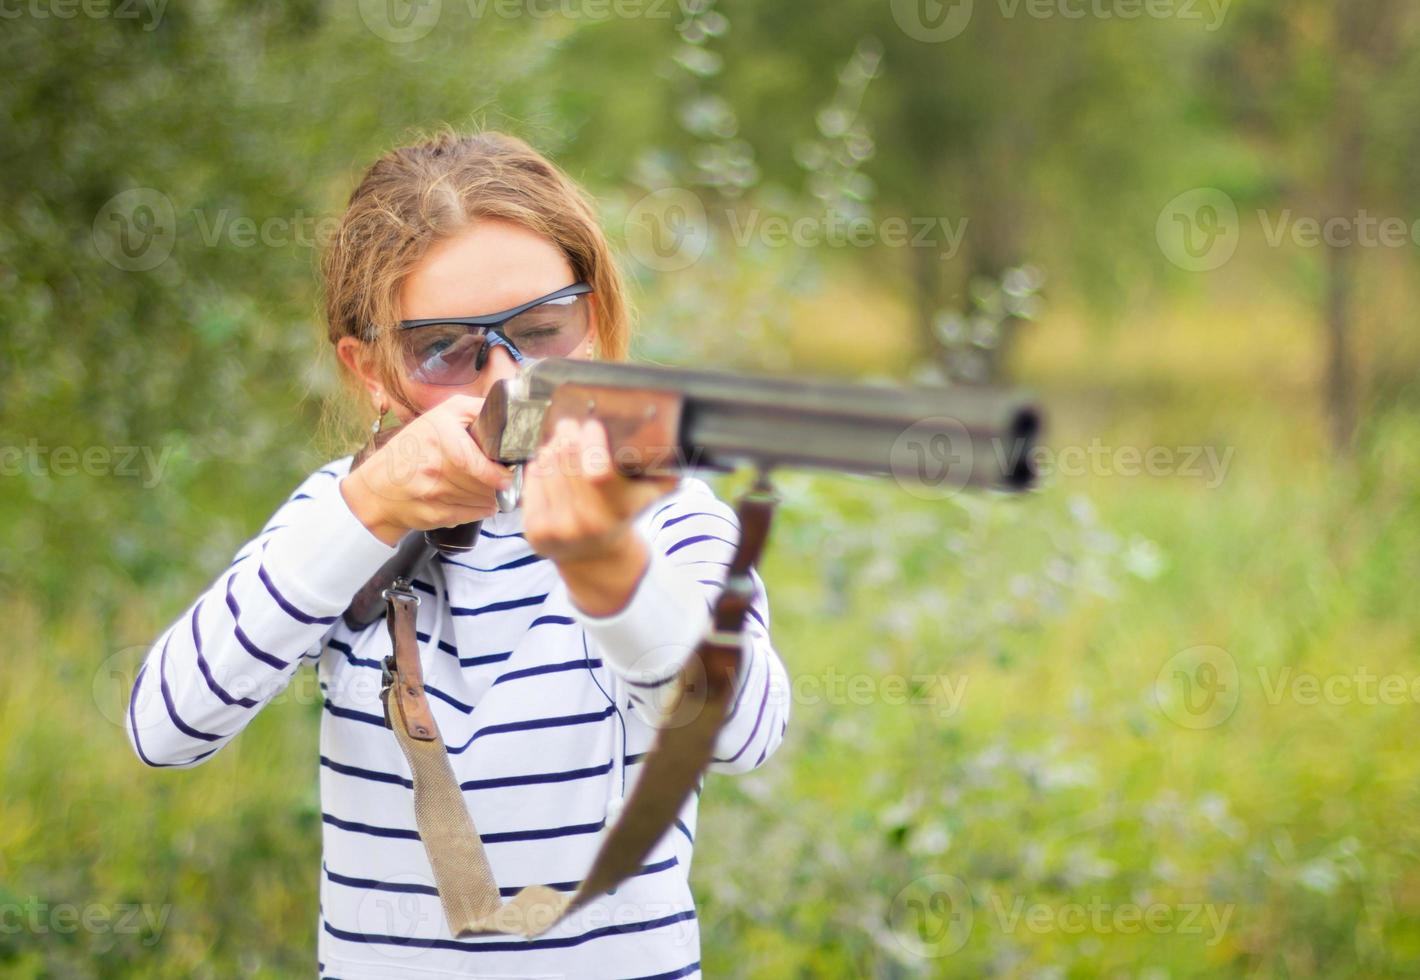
top-left (346, 480), bottom-right (777, 938)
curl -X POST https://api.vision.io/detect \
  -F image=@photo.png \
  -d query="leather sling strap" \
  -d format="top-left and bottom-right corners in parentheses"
top-left (373, 481), bottom-right (778, 938)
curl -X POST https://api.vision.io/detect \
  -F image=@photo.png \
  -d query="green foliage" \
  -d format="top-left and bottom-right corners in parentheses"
top-left (3, 2), bottom-right (1419, 977)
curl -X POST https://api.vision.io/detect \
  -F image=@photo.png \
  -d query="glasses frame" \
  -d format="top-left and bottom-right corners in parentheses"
top-left (396, 281), bottom-right (595, 384)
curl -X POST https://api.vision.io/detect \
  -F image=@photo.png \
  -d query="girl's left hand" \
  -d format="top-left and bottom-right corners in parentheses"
top-left (522, 418), bottom-right (679, 610)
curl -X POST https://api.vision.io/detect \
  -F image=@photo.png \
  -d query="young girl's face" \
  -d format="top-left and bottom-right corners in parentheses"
top-left (388, 218), bottom-right (596, 423)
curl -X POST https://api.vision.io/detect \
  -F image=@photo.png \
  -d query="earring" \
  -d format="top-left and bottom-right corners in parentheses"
top-left (371, 393), bottom-right (389, 435)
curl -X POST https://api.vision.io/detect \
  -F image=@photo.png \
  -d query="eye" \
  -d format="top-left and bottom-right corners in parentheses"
top-left (405, 328), bottom-right (482, 370)
top-left (419, 336), bottom-right (454, 358)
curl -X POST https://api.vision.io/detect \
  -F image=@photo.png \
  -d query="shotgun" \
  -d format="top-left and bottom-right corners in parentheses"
top-left (343, 357), bottom-right (1041, 628)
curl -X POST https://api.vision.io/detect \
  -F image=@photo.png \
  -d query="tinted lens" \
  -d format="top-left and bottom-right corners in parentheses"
top-left (401, 325), bottom-right (489, 385)
top-left (502, 293), bottom-right (591, 358)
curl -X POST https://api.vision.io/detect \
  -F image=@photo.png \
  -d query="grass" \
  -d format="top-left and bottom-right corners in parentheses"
top-left (2, 292), bottom-right (1418, 977)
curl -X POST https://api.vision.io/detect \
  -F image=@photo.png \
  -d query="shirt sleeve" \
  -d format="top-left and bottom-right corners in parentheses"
top-left (126, 458), bottom-right (398, 769)
top-left (572, 477), bottom-right (790, 775)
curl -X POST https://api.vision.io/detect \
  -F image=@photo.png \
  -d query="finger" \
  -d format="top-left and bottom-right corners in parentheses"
top-left (521, 438), bottom-right (558, 553)
top-left (431, 485), bottom-right (499, 511)
top-left (579, 419), bottom-right (613, 482)
top-left (550, 420), bottom-right (593, 533)
top-left (425, 393), bottom-right (513, 488)
top-left (429, 413), bottom-right (513, 491)
top-left (434, 393), bottom-right (487, 426)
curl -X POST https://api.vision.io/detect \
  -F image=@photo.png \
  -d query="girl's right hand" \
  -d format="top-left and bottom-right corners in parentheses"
top-left (340, 394), bottom-right (514, 546)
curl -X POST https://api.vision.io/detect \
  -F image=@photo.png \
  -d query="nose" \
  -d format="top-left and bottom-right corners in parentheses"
top-left (476, 343), bottom-right (521, 394)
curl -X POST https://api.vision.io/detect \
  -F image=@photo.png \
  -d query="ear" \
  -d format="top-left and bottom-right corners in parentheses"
top-left (336, 337), bottom-right (384, 405)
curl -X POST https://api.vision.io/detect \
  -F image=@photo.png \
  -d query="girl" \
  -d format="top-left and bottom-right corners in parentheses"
top-left (127, 130), bottom-right (789, 979)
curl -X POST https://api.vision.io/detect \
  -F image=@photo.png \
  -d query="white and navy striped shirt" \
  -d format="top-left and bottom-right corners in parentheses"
top-left (127, 456), bottom-right (790, 979)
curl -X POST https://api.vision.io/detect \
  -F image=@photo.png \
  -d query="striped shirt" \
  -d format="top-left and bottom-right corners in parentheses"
top-left (126, 456), bottom-right (790, 979)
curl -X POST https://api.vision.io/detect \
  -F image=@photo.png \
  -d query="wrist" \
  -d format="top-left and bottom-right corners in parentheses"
top-left (557, 528), bottom-right (649, 618)
top-left (340, 473), bottom-right (406, 546)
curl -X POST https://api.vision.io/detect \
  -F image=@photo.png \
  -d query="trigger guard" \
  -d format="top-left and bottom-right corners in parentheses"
top-left (496, 464), bottom-right (523, 512)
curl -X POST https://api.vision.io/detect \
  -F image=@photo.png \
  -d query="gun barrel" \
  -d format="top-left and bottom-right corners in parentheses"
top-left (523, 359), bottom-right (1040, 492)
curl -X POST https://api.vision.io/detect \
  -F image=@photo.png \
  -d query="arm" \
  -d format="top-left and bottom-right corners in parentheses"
top-left (572, 478), bottom-right (791, 775)
top-left (126, 461), bottom-right (397, 768)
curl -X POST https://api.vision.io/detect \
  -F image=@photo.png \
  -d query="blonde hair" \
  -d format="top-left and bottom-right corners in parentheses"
top-left (319, 129), bottom-right (631, 439)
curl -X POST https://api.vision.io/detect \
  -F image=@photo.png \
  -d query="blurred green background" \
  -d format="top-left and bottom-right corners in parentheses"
top-left (3, 1), bottom-right (1420, 976)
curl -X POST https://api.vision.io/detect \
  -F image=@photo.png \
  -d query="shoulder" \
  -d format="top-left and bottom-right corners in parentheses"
top-left (257, 456), bottom-right (356, 534)
top-left (284, 456), bottom-right (356, 504)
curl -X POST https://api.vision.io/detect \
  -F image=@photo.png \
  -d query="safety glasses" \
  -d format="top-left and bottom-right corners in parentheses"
top-left (397, 281), bottom-right (594, 386)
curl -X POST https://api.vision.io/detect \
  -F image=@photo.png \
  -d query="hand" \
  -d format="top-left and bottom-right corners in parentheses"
top-left (522, 417), bottom-right (679, 615)
top-left (341, 394), bottom-right (514, 546)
